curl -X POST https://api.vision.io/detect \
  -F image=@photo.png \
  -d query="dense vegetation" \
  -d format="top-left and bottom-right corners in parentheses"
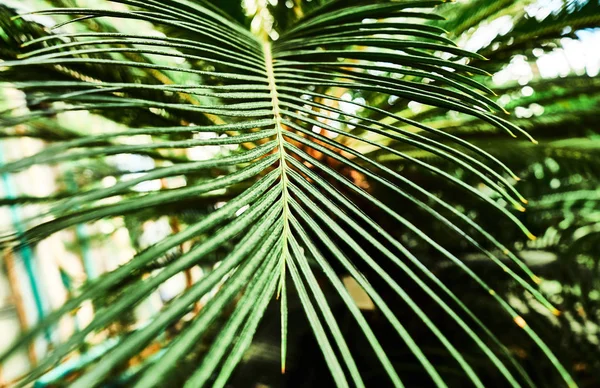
top-left (0, 0), bottom-right (598, 387)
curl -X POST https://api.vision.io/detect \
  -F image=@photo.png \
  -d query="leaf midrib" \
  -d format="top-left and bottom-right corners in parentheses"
top-left (263, 42), bottom-right (291, 294)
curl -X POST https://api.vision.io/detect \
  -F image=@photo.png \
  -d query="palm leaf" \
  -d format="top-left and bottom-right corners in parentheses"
top-left (0, 0), bottom-right (578, 386)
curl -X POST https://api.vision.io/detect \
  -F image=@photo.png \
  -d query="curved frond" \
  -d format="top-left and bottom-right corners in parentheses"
top-left (0, 1), bottom-right (579, 387)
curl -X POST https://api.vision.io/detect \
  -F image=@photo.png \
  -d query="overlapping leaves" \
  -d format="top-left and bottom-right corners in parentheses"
top-left (0, 0), bottom-right (578, 387)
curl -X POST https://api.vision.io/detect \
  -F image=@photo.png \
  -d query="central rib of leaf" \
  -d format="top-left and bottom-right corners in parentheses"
top-left (263, 42), bottom-right (290, 289)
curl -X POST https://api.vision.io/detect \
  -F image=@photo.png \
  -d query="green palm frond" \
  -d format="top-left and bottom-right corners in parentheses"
top-left (437, 0), bottom-right (525, 38)
top-left (435, 0), bottom-right (600, 74)
top-left (440, 139), bottom-right (600, 387)
top-left (481, 0), bottom-right (600, 57)
top-left (0, 0), bottom-right (581, 387)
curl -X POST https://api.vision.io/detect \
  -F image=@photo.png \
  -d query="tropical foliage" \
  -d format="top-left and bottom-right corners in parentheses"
top-left (0, 0), bottom-right (598, 387)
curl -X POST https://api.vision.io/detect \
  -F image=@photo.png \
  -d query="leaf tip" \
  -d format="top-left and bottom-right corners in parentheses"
top-left (513, 315), bottom-right (527, 329)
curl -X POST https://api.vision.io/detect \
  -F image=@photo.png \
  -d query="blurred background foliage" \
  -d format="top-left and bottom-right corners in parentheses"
top-left (0, 0), bottom-right (599, 387)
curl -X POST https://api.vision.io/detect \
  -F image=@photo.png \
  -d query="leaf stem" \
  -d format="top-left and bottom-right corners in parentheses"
top-left (264, 41), bottom-right (290, 373)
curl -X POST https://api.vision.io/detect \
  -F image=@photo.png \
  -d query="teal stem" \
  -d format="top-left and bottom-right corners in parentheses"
top-left (0, 143), bottom-right (51, 342)
top-left (34, 338), bottom-right (120, 387)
